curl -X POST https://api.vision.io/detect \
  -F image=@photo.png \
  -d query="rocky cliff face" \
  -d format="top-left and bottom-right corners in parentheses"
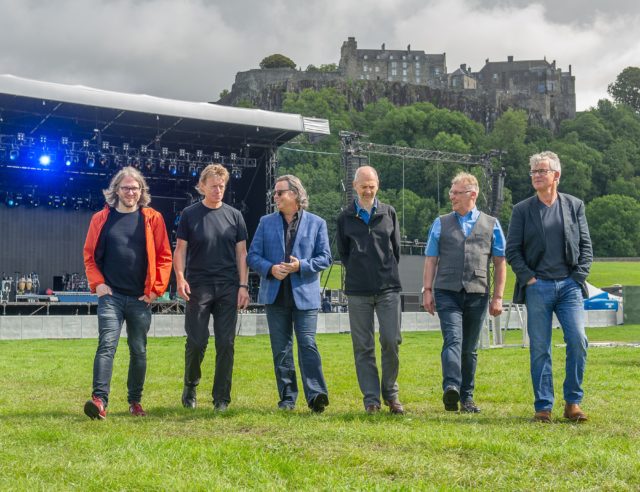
top-left (217, 69), bottom-right (569, 131)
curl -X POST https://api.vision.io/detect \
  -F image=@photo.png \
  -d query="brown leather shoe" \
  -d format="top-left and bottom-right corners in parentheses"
top-left (365, 404), bottom-right (381, 414)
top-left (531, 410), bottom-right (552, 423)
top-left (563, 403), bottom-right (588, 422)
top-left (384, 399), bottom-right (405, 415)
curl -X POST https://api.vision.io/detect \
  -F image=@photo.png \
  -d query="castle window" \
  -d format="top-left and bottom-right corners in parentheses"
top-left (363, 64), bottom-right (368, 72)
top-left (415, 62), bottom-right (421, 70)
top-left (492, 73), bottom-right (498, 82)
top-left (366, 74), bottom-right (370, 80)
top-left (391, 68), bottom-right (397, 76)
top-left (416, 77), bottom-right (421, 84)
top-left (391, 61), bottom-right (397, 68)
top-left (402, 76), bottom-right (408, 82)
top-left (363, 55), bottom-right (368, 60)
top-left (390, 55), bottom-right (394, 60)
top-left (403, 68), bottom-right (407, 76)
top-left (403, 62), bottom-right (408, 69)
top-left (402, 55), bottom-right (406, 60)
top-left (375, 66), bottom-right (380, 73)
top-left (434, 67), bottom-right (441, 75)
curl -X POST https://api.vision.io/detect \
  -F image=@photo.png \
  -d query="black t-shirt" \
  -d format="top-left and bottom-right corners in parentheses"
top-left (98, 208), bottom-right (147, 297)
top-left (177, 201), bottom-right (247, 287)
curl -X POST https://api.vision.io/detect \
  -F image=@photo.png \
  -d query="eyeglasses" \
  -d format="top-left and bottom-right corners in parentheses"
top-left (448, 190), bottom-right (472, 197)
top-left (120, 186), bottom-right (141, 193)
top-left (529, 169), bottom-right (554, 176)
top-left (274, 189), bottom-right (291, 196)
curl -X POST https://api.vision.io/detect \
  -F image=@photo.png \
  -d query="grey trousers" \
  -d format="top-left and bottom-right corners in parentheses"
top-left (347, 291), bottom-right (402, 407)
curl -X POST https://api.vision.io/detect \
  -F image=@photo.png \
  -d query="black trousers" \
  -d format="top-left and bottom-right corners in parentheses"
top-left (183, 283), bottom-right (238, 404)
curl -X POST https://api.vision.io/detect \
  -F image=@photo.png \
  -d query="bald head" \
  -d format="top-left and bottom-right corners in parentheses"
top-left (353, 165), bottom-right (379, 184)
top-left (353, 165), bottom-right (379, 208)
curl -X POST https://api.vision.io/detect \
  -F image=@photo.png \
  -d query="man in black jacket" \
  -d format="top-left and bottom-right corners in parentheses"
top-left (506, 151), bottom-right (592, 423)
top-left (337, 166), bottom-right (404, 415)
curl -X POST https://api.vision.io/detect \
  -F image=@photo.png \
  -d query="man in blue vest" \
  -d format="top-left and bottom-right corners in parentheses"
top-left (423, 172), bottom-right (506, 413)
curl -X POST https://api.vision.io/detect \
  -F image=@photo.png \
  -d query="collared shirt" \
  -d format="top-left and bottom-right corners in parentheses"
top-left (424, 207), bottom-right (506, 257)
top-left (354, 198), bottom-right (378, 225)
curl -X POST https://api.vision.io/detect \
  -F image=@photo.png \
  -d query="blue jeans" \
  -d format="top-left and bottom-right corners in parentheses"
top-left (525, 277), bottom-right (588, 412)
top-left (92, 292), bottom-right (152, 406)
top-left (265, 305), bottom-right (328, 407)
top-left (434, 289), bottom-right (488, 402)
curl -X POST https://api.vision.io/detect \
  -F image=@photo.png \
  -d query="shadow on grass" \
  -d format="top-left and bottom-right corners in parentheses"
top-left (1, 405), bottom-right (552, 428)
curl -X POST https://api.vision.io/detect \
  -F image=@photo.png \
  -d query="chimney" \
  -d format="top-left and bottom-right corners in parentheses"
top-left (381, 43), bottom-right (385, 51)
top-left (460, 63), bottom-right (467, 72)
top-left (507, 55), bottom-right (514, 63)
top-left (407, 44), bottom-right (411, 52)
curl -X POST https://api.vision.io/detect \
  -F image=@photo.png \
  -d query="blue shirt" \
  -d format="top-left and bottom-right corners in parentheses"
top-left (354, 198), bottom-right (378, 225)
top-left (424, 207), bottom-right (506, 257)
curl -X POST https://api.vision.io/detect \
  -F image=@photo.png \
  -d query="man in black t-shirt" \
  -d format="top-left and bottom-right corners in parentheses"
top-left (174, 164), bottom-right (250, 411)
top-left (83, 167), bottom-right (172, 420)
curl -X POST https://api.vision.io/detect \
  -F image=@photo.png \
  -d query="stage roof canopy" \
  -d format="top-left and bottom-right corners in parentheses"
top-left (0, 74), bottom-right (330, 158)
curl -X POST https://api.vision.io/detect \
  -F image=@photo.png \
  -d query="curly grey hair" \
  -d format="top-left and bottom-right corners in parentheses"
top-left (529, 151), bottom-right (561, 173)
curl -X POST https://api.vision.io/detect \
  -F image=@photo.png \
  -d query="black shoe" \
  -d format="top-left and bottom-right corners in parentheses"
top-left (460, 400), bottom-right (481, 413)
top-left (214, 401), bottom-right (229, 412)
top-left (443, 386), bottom-right (460, 412)
top-left (310, 394), bottom-right (329, 413)
top-left (278, 402), bottom-right (295, 411)
top-left (181, 386), bottom-right (196, 409)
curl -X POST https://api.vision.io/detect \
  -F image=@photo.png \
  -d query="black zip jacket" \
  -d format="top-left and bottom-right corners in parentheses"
top-left (336, 200), bottom-right (402, 295)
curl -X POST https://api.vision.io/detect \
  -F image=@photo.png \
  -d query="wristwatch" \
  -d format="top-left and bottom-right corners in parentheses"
top-left (421, 286), bottom-right (432, 294)
top-left (239, 284), bottom-right (249, 290)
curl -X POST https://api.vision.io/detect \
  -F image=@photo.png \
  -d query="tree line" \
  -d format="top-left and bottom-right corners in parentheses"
top-left (273, 67), bottom-right (640, 257)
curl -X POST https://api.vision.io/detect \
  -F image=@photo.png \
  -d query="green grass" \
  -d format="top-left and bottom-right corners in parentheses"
top-left (322, 260), bottom-right (640, 297)
top-left (1, 327), bottom-right (640, 489)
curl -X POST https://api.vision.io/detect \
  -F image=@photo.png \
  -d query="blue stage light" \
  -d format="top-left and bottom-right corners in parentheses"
top-left (65, 154), bottom-right (72, 166)
top-left (87, 155), bottom-right (95, 168)
top-left (39, 154), bottom-right (51, 165)
top-left (9, 149), bottom-right (19, 161)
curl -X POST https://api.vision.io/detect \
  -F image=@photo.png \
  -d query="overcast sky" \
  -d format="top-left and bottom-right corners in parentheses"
top-left (1, 0), bottom-right (638, 111)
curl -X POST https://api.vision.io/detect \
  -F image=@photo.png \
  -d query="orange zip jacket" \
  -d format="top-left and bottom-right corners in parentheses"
top-left (83, 205), bottom-right (173, 297)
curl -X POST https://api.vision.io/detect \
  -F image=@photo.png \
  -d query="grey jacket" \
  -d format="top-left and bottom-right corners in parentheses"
top-left (505, 192), bottom-right (593, 304)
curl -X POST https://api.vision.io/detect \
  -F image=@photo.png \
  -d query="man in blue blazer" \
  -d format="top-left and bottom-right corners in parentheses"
top-left (247, 175), bottom-right (332, 412)
top-left (506, 151), bottom-right (592, 424)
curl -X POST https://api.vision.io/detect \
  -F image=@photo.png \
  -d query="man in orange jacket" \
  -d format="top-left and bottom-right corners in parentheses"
top-left (83, 166), bottom-right (172, 420)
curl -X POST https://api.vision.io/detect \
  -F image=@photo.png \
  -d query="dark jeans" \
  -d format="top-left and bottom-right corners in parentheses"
top-left (183, 283), bottom-right (238, 405)
top-left (434, 288), bottom-right (488, 402)
top-left (265, 305), bottom-right (328, 407)
top-left (92, 292), bottom-right (152, 407)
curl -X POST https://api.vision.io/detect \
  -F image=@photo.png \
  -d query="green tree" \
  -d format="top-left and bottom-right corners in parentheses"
top-left (550, 134), bottom-right (599, 200)
top-left (607, 66), bottom-right (640, 113)
top-left (559, 112), bottom-right (613, 152)
top-left (586, 194), bottom-right (640, 257)
top-left (378, 188), bottom-right (439, 241)
top-left (259, 54), bottom-right (296, 69)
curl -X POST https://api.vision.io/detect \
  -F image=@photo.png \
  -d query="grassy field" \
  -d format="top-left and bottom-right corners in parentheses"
top-left (1, 326), bottom-right (640, 490)
top-left (321, 260), bottom-right (640, 297)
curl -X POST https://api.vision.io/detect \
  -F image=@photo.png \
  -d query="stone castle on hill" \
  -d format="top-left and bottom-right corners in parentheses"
top-left (218, 37), bottom-right (576, 131)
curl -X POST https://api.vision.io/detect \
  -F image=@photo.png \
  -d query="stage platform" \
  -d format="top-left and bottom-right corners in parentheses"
top-left (0, 308), bottom-right (621, 341)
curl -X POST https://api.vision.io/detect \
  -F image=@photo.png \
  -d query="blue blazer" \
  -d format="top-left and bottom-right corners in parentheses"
top-left (247, 211), bottom-right (332, 310)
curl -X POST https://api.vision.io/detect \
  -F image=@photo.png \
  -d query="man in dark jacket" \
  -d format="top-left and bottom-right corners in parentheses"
top-left (337, 165), bottom-right (404, 415)
top-left (506, 151), bottom-right (593, 423)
